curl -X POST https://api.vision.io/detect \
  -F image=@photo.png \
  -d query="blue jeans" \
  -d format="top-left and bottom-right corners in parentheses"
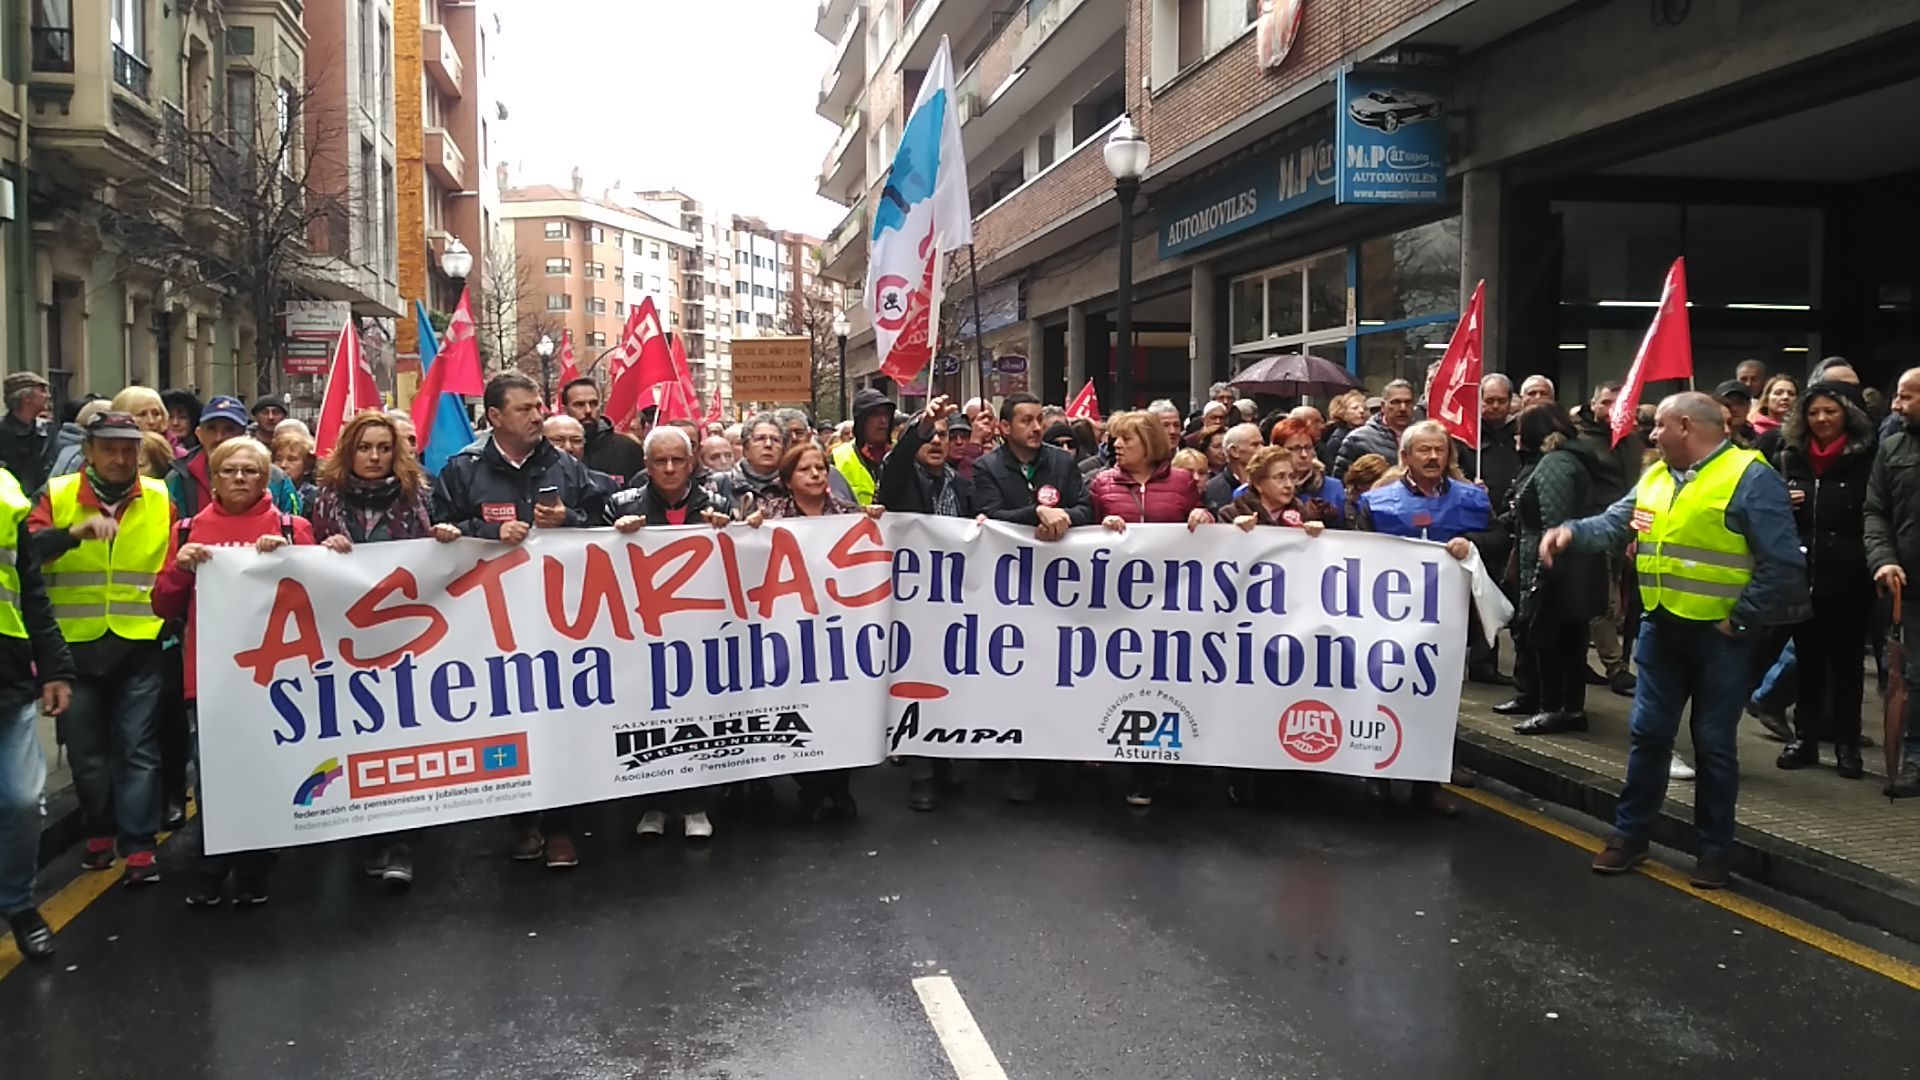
top-left (1616, 613), bottom-right (1753, 857)
top-left (59, 649), bottom-right (163, 852)
top-left (1750, 637), bottom-right (1797, 714)
top-left (0, 700), bottom-right (45, 914)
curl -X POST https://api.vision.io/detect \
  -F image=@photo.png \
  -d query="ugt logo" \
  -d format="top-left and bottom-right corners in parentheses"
top-left (1108, 710), bottom-right (1182, 750)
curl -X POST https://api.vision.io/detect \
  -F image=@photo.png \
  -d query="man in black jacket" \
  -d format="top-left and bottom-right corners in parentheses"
top-left (1204, 423), bottom-right (1263, 512)
top-left (1572, 381), bottom-right (1650, 696)
top-left (877, 395), bottom-right (973, 519)
top-left (0, 373), bottom-right (51, 496)
top-left (561, 377), bottom-right (646, 486)
top-left (0, 464), bottom-right (74, 961)
top-left (972, 392), bottom-right (1094, 541)
top-left (1456, 374), bottom-right (1521, 513)
top-left (430, 373), bottom-right (602, 869)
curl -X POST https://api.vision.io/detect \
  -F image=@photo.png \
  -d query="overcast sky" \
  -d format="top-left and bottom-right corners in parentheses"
top-left (495, 0), bottom-right (849, 236)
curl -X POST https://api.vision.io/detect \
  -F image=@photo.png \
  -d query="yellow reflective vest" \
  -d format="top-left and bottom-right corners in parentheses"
top-left (43, 474), bottom-right (171, 642)
top-left (1632, 448), bottom-right (1762, 622)
top-left (0, 468), bottom-right (29, 639)
top-left (831, 442), bottom-right (878, 507)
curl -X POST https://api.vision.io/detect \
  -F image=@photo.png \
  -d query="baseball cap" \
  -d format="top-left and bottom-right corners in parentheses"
top-left (200, 395), bottom-right (250, 428)
top-left (1713, 379), bottom-right (1752, 403)
top-left (83, 411), bottom-right (145, 441)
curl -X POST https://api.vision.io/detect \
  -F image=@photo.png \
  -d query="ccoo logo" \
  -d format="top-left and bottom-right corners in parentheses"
top-left (1279, 700), bottom-right (1341, 764)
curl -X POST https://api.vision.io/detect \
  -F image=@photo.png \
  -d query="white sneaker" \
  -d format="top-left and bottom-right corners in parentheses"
top-left (1669, 755), bottom-right (1697, 781)
top-left (683, 811), bottom-right (714, 839)
top-left (635, 810), bottom-right (667, 837)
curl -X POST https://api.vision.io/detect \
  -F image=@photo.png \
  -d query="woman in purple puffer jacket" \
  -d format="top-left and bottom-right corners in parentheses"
top-left (1087, 409), bottom-right (1214, 810)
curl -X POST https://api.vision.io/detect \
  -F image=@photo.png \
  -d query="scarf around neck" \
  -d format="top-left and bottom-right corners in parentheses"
top-left (1806, 434), bottom-right (1847, 476)
top-left (85, 465), bottom-right (136, 507)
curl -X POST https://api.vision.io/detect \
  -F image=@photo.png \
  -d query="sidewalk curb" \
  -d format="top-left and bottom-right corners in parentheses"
top-left (1456, 729), bottom-right (1920, 942)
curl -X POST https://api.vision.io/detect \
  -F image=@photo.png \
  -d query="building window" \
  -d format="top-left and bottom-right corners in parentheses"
top-left (868, 0), bottom-right (894, 62)
top-left (358, 140), bottom-right (377, 260)
top-left (545, 258), bottom-right (570, 275)
top-left (547, 294), bottom-right (572, 311)
top-left (381, 163), bottom-right (396, 273)
top-left (735, 311), bottom-right (748, 324)
top-left (358, 0), bottom-right (375, 101)
top-left (588, 225), bottom-right (605, 245)
top-left (650, 276), bottom-right (663, 291)
top-left (650, 242), bottom-right (662, 260)
top-left (228, 69), bottom-right (257, 146)
top-left (670, 312), bottom-right (680, 328)
top-left (586, 332), bottom-right (607, 347)
top-left (1228, 246), bottom-right (1350, 353)
top-left (757, 313), bottom-right (775, 329)
top-left (615, 300), bottom-right (625, 316)
top-left (720, 285), bottom-right (731, 299)
top-left (584, 261), bottom-right (605, 279)
top-left (587, 297), bottom-right (607, 314)
top-left (735, 279), bottom-right (748, 295)
top-left (632, 273), bottom-right (644, 288)
top-left (545, 221), bottom-right (569, 239)
top-left (377, 17), bottom-right (392, 118)
top-left (632, 237), bottom-right (644, 255)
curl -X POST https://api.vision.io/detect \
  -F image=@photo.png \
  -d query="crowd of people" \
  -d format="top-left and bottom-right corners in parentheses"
top-left (2, 350), bottom-right (1918, 961)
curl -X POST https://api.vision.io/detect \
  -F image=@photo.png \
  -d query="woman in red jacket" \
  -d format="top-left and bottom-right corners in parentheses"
top-left (152, 437), bottom-right (316, 908)
top-left (1088, 410), bottom-right (1212, 809)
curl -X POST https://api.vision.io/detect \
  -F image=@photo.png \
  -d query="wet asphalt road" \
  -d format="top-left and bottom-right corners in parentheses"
top-left (2, 768), bottom-right (1917, 1080)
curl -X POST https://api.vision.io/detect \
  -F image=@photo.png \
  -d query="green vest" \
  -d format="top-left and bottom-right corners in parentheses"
top-left (831, 441), bottom-right (877, 506)
top-left (1632, 447), bottom-right (1761, 622)
top-left (0, 469), bottom-right (27, 638)
top-left (44, 473), bottom-right (171, 642)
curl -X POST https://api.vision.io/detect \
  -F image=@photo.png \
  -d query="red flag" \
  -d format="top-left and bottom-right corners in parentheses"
top-left (1425, 280), bottom-right (1485, 450)
top-left (315, 318), bottom-right (380, 458)
top-left (707, 386), bottom-right (724, 425)
top-left (1612, 257), bottom-right (1693, 448)
top-left (411, 287), bottom-right (484, 445)
top-left (658, 377), bottom-right (699, 425)
top-left (605, 299), bottom-right (674, 430)
top-left (552, 330), bottom-right (580, 410)
top-left (669, 333), bottom-right (697, 405)
top-left (1064, 380), bottom-right (1102, 422)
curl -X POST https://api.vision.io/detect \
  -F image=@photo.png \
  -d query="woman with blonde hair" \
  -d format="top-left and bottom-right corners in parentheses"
top-left (138, 431), bottom-right (174, 479)
top-left (271, 429), bottom-right (319, 513)
top-left (1321, 390), bottom-right (1369, 469)
top-left (111, 386), bottom-right (170, 435)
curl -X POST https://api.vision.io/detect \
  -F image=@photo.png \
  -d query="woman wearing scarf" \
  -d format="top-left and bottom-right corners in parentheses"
top-left (1770, 381), bottom-right (1876, 778)
top-left (304, 413), bottom-right (434, 887)
top-left (151, 437), bottom-right (317, 906)
top-left (760, 441), bottom-right (884, 822)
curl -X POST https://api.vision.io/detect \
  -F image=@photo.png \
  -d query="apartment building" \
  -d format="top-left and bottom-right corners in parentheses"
top-left (22, 0), bottom-right (313, 398)
top-left (303, 0), bottom-right (405, 321)
top-left (824, 1), bottom-right (1920, 411)
top-left (499, 182), bottom-right (694, 394)
top-left (631, 190), bottom-right (729, 402)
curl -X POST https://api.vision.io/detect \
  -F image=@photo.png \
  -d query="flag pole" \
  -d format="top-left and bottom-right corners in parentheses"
top-left (967, 244), bottom-right (987, 402)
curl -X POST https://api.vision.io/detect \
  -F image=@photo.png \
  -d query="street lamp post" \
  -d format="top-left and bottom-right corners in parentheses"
top-left (1103, 116), bottom-right (1149, 412)
top-left (441, 236), bottom-right (473, 286)
top-left (535, 333), bottom-right (554, 402)
top-left (832, 312), bottom-right (851, 423)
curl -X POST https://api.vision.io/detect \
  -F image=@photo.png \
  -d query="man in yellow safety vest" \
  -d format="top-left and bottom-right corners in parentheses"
top-left (0, 459), bottom-right (74, 961)
top-left (1541, 391), bottom-right (1808, 890)
top-left (26, 412), bottom-right (172, 889)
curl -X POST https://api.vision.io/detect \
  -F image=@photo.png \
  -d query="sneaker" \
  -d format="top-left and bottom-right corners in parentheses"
top-left (1592, 836), bottom-right (1650, 874)
top-left (122, 851), bottom-right (160, 887)
top-left (1607, 669), bottom-right (1637, 695)
top-left (1124, 790), bottom-right (1152, 808)
top-left (1669, 755), bottom-right (1697, 781)
top-left (80, 838), bottom-right (116, 872)
top-left (510, 826), bottom-right (545, 861)
top-left (635, 810), bottom-right (668, 837)
top-left (543, 834), bottom-right (579, 869)
top-left (1886, 761), bottom-right (1920, 799)
top-left (232, 873), bottom-right (271, 906)
top-left (162, 801), bottom-right (188, 832)
top-left (1689, 853), bottom-right (1731, 890)
top-left (908, 778), bottom-right (937, 812)
top-left (184, 868), bottom-right (226, 908)
top-left (6, 908), bottom-right (54, 960)
top-left (381, 844), bottom-right (414, 891)
top-left (684, 811), bottom-right (714, 840)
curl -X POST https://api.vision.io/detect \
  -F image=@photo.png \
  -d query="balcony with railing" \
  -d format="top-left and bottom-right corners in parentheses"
top-left (900, 0), bottom-right (980, 71)
top-left (31, 27), bottom-right (73, 72)
top-left (816, 9), bottom-right (862, 121)
top-left (424, 126), bottom-right (467, 190)
top-left (161, 103), bottom-right (190, 189)
top-left (423, 23), bottom-right (463, 97)
top-left (957, 0), bottom-right (1121, 159)
top-left (814, 0), bottom-right (857, 41)
top-left (28, 17), bottom-right (171, 180)
top-left (817, 106), bottom-right (864, 202)
top-left (820, 193), bottom-right (870, 284)
top-left (112, 45), bottom-right (151, 100)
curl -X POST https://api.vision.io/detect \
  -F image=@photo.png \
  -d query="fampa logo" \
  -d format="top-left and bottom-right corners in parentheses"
top-left (293, 758), bottom-right (345, 806)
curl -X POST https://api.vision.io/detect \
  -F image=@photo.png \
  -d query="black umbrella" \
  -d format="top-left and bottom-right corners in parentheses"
top-left (1229, 353), bottom-right (1363, 398)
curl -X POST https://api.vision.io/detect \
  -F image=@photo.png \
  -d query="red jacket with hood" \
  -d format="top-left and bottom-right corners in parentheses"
top-left (1088, 463), bottom-right (1203, 524)
top-left (152, 493), bottom-right (316, 698)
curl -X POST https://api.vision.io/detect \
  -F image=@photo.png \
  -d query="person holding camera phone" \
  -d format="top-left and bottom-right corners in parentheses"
top-left (430, 373), bottom-right (604, 870)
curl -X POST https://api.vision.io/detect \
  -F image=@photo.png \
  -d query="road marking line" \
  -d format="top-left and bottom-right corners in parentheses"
top-left (0, 802), bottom-right (196, 981)
top-left (913, 975), bottom-right (1011, 1080)
top-left (1449, 784), bottom-right (1920, 991)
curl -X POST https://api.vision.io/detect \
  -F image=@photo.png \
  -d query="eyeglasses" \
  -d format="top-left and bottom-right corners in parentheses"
top-left (216, 466), bottom-right (264, 479)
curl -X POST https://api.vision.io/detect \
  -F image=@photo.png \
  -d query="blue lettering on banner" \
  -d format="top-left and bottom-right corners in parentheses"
top-left (1336, 68), bottom-right (1449, 205)
top-left (1155, 130), bottom-right (1337, 258)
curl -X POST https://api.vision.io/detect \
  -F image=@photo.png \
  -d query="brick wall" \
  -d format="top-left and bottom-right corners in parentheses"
top-left (972, 0), bottom-right (1445, 274)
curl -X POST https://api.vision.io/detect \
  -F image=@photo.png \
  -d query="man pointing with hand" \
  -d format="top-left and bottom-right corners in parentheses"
top-left (1539, 391), bottom-right (1806, 889)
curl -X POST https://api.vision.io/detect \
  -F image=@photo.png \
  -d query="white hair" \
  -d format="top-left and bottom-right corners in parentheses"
top-left (1382, 379), bottom-right (1415, 398)
top-left (1223, 423), bottom-right (1263, 452)
top-left (1399, 419), bottom-right (1453, 456)
top-left (1202, 400), bottom-right (1228, 417)
top-left (1479, 373), bottom-right (1513, 395)
top-left (1521, 374), bottom-right (1556, 396)
top-left (643, 425), bottom-right (692, 457)
top-left (1147, 399), bottom-right (1181, 417)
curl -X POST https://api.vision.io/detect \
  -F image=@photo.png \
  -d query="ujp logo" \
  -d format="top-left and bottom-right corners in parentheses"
top-left (1279, 700), bottom-right (1342, 764)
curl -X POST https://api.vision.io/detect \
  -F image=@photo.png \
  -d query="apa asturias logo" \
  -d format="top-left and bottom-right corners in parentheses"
top-left (293, 758), bottom-right (345, 806)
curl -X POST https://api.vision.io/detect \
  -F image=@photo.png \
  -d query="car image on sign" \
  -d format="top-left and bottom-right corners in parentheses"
top-left (1347, 88), bottom-right (1441, 133)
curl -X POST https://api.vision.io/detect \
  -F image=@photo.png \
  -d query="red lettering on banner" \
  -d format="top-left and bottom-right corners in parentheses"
top-left (712, 530), bottom-right (751, 619)
top-left (340, 567), bottom-right (449, 668)
top-left (747, 527), bottom-right (820, 618)
top-left (825, 517), bottom-right (892, 607)
top-left (234, 578), bottom-right (325, 686)
top-left (544, 548), bottom-right (634, 641)
top-left (447, 548), bottom-right (532, 652)
top-left (629, 535), bottom-right (724, 637)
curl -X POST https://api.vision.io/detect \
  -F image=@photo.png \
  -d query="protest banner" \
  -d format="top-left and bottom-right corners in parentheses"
top-left (193, 517), bottom-right (1466, 853)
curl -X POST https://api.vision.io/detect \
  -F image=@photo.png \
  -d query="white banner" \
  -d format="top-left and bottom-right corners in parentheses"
top-left (194, 518), bottom-right (1466, 853)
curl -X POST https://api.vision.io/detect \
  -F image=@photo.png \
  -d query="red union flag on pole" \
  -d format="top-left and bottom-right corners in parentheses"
top-left (1612, 257), bottom-right (1694, 448)
top-left (315, 318), bottom-right (380, 458)
top-left (605, 298), bottom-right (675, 430)
top-left (1064, 379), bottom-right (1102, 422)
top-left (868, 36), bottom-right (972, 385)
top-left (552, 330), bottom-right (580, 410)
top-left (1426, 280), bottom-right (1485, 450)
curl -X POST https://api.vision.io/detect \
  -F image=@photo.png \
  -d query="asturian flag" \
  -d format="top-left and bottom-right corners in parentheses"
top-left (867, 36), bottom-right (972, 385)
